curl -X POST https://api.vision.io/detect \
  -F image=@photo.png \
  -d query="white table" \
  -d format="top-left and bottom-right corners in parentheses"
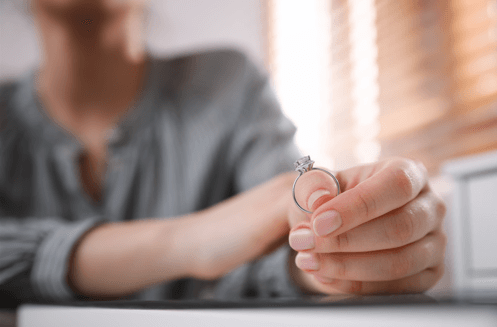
top-left (17, 300), bottom-right (497, 327)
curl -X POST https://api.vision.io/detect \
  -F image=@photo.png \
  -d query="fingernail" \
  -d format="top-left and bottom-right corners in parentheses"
top-left (313, 210), bottom-right (342, 236)
top-left (295, 252), bottom-right (320, 271)
top-left (307, 189), bottom-right (331, 211)
top-left (289, 229), bottom-right (315, 250)
top-left (314, 275), bottom-right (337, 285)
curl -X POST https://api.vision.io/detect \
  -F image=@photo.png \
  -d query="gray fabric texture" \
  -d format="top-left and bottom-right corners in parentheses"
top-left (0, 49), bottom-right (303, 304)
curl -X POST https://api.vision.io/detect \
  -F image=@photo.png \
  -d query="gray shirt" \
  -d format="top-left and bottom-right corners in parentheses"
top-left (0, 50), bottom-right (303, 305)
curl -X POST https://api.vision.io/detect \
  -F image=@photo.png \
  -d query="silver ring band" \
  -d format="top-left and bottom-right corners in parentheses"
top-left (292, 156), bottom-right (340, 214)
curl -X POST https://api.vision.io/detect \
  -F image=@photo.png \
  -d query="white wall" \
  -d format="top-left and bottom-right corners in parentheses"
top-left (0, 0), bottom-right (265, 81)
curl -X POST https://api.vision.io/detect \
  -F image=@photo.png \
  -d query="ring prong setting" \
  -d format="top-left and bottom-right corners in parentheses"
top-left (294, 155), bottom-right (315, 173)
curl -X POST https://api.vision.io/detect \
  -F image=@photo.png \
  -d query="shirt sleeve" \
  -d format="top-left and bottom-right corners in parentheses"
top-left (0, 216), bottom-right (102, 304)
top-left (214, 55), bottom-right (304, 299)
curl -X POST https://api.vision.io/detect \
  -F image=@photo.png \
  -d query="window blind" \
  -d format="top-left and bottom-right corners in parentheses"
top-left (265, 0), bottom-right (497, 174)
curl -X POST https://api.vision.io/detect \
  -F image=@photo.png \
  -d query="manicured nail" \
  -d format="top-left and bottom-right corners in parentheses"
top-left (307, 189), bottom-right (331, 211)
top-left (295, 252), bottom-right (320, 271)
top-left (313, 210), bottom-right (342, 236)
top-left (289, 229), bottom-right (315, 250)
top-left (314, 275), bottom-right (337, 285)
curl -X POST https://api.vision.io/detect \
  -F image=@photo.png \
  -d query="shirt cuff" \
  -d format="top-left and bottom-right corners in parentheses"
top-left (31, 217), bottom-right (102, 302)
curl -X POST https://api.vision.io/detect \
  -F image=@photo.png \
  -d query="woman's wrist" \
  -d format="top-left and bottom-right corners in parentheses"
top-left (171, 173), bottom-right (295, 281)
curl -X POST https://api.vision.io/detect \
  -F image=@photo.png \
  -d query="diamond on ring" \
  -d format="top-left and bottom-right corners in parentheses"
top-left (294, 155), bottom-right (315, 173)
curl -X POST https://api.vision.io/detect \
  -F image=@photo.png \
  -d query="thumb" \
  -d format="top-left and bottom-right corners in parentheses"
top-left (288, 168), bottom-right (340, 230)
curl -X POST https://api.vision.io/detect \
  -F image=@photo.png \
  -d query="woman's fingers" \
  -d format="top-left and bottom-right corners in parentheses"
top-left (295, 231), bottom-right (446, 282)
top-left (313, 158), bottom-right (428, 237)
top-left (293, 169), bottom-right (341, 213)
top-left (308, 264), bottom-right (445, 295)
top-left (292, 158), bottom-right (428, 238)
top-left (289, 189), bottom-right (446, 253)
top-left (288, 168), bottom-right (338, 230)
top-left (288, 158), bottom-right (446, 296)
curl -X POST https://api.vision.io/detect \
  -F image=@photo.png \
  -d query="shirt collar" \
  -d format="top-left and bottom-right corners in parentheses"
top-left (12, 54), bottom-right (161, 149)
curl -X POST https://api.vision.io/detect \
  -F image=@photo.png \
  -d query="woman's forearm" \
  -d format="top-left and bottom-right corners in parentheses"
top-left (68, 218), bottom-right (188, 298)
top-left (68, 172), bottom-right (296, 299)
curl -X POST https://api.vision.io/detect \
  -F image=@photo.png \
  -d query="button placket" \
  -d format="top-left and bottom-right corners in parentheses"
top-left (107, 127), bottom-right (129, 172)
top-left (53, 143), bottom-right (81, 194)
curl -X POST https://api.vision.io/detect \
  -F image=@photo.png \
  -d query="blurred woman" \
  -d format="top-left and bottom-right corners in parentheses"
top-left (0, 0), bottom-right (447, 305)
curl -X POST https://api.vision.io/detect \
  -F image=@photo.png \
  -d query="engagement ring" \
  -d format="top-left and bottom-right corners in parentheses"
top-left (292, 156), bottom-right (340, 214)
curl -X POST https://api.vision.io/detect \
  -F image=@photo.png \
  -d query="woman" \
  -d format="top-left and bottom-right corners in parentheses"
top-left (0, 0), bottom-right (446, 304)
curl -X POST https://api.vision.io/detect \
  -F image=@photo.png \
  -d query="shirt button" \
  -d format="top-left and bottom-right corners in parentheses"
top-left (106, 128), bottom-right (123, 144)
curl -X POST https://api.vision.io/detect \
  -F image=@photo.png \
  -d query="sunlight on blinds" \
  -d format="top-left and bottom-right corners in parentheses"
top-left (269, 0), bottom-right (333, 167)
top-left (327, 0), bottom-right (381, 170)
top-left (348, 0), bottom-right (381, 164)
top-left (266, 0), bottom-right (497, 174)
top-left (376, 0), bottom-right (497, 174)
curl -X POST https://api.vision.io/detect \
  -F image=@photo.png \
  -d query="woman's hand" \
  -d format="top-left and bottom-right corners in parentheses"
top-left (287, 158), bottom-right (447, 295)
top-left (177, 172), bottom-right (294, 280)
